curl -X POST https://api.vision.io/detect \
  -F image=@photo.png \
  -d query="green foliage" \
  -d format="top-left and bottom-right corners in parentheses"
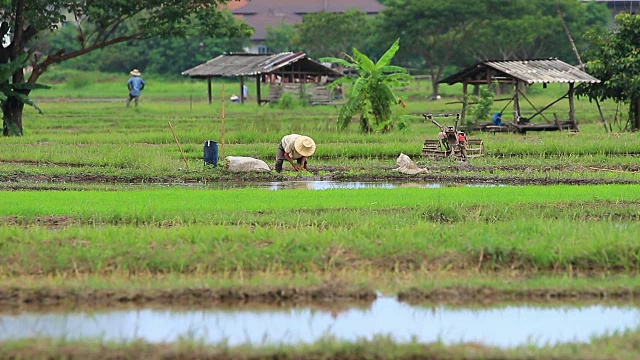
top-left (272, 92), bottom-right (297, 110)
top-left (378, 0), bottom-right (488, 96)
top-left (4, 331), bottom-right (640, 359)
top-left (295, 10), bottom-right (376, 59)
top-left (31, 21), bottom-right (248, 75)
top-left (378, 0), bottom-right (609, 96)
top-left (578, 13), bottom-right (640, 130)
top-left (321, 39), bottom-right (412, 133)
top-left (1, 0), bottom-right (253, 136)
top-left (0, 53), bottom-right (50, 133)
top-left (266, 22), bottom-right (298, 53)
top-left (469, 83), bottom-right (496, 124)
top-left (583, 1), bottom-right (611, 30)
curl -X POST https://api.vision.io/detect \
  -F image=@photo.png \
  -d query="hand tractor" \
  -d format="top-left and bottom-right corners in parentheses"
top-left (421, 113), bottom-right (484, 161)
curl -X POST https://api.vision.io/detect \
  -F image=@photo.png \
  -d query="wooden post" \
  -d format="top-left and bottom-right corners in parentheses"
top-left (595, 98), bottom-right (609, 133)
top-left (553, 113), bottom-right (563, 131)
top-left (207, 77), bottom-right (212, 105)
top-left (518, 88), bottom-right (550, 123)
top-left (514, 81), bottom-right (521, 123)
top-left (240, 76), bottom-right (245, 104)
top-left (568, 82), bottom-right (577, 131)
top-left (168, 121), bottom-right (190, 170)
top-left (256, 75), bottom-right (262, 105)
top-left (461, 81), bottom-right (468, 123)
top-left (221, 84), bottom-right (226, 160)
top-left (521, 92), bottom-right (568, 122)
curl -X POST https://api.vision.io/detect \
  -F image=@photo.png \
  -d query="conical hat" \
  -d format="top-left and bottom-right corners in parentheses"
top-left (293, 136), bottom-right (316, 157)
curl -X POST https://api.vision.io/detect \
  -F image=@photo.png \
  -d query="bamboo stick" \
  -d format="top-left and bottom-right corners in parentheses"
top-left (221, 84), bottom-right (226, 160)
top-left (588, 167), bottom-right (638, 174)
top-left (168, 121), bottom-right (190, 170)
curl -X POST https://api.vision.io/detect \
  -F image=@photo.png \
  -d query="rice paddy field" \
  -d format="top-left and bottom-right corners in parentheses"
top-left (1, 71), bottom-right (639, 359)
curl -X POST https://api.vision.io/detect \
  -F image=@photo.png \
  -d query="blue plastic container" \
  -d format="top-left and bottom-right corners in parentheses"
top-left (203, 140), bottom-right (218, 166)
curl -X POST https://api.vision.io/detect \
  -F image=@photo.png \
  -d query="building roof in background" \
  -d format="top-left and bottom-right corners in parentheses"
top-left (221, 0), bottom-right (249, 10)
top-left (439, 58), bottom-right (601, 85)
top-left (181, 52), bottom-right (344, 78)
top-left (233, 0), bottom-right (384, 15)
top-left (242, 12), bottom-right (302, 41)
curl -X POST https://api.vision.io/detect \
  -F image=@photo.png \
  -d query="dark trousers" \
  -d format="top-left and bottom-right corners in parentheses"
top-left (275, 144), bottom-right (302, 172)
top-left (127, 94), bottom-right (140, 107)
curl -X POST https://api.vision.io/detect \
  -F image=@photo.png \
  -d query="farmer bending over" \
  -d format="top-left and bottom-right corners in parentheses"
top-left (275, 134), bottom-right (316, 173)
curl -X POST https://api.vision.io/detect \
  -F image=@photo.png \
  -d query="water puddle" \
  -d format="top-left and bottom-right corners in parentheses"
top-left (0, 297), bottom-right (638, 347)
top-left (203, 181), bottom-right (503, 190)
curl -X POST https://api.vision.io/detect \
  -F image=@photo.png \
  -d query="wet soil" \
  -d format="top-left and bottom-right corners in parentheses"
top-left (1, 166), bottom-right (639, 190)
top-left (2, 163), bottom-right (639, 310)
top-left (2, 157), bottom-right (639, 189)
top-left (398, 286), bottom-right (640, 304)
top-left (1, 281), bottom-right (639, 310)
top-left (0, 283), bottom-right (375, 310)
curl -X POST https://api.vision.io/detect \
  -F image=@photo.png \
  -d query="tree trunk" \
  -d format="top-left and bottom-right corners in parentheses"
top-left (2, 96), bottom-right (25, 136)
top-left (431, 81), bottom-right (440, 98)
top-left (632, 98), bottom-right (640, 131)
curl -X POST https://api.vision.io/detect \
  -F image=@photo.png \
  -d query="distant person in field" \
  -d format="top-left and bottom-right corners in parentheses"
top-left (275, 134), bottom-right (316, 173)
top-left (126, 69), bottom-right (145, 108)
top-left (242, 84), bottom-right (248, 101)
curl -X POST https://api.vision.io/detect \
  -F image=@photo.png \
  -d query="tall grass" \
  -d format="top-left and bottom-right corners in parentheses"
top-left (1, 186), bottom-right (639, 275)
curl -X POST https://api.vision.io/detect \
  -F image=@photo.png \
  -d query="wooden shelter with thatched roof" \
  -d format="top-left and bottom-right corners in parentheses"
top-left (438, 58), bottom-right (600, 133)
top-left (181, 52), bottom-right (344, 105)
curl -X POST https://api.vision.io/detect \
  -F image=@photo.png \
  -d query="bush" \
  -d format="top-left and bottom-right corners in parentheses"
top-left (272, 92), bottom-right (297, 110)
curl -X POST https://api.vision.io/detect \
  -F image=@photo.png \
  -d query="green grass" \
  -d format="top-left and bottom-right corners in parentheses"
top-left (2, 71), bottom-right (640, 329)
top-left (3, 328), bottom-right (640, 360)
top-left (1, 186), bottom-right (640, 276)
top-left (2, 97), bottom-right (638, 184)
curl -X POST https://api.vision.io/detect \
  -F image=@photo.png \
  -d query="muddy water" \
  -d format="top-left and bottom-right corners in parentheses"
top-left (0, 297), bottom-right (638, 347)
top-left (209, 181), bottom-right (502, 190)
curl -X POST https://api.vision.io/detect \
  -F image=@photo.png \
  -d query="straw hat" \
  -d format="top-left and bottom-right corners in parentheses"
top-left (294, 136), bottom-right (316, 157)
top-left (130, 69), bottom-right (141, 76)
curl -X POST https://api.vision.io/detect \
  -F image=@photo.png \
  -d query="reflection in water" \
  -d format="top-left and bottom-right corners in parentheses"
top-left (263, 181), bottom-right (446, 190)
top-left (0, 298), bottom-right (638, 347)
top-left (168, 181), bottom-right (504, 190)
top-left (266, 181), bottom-right (402, 190)
top-left (257, 181), bottom-right (504, 190)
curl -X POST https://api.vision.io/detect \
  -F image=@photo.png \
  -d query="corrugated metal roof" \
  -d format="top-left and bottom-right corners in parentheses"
top-left (439, 58), bottom-right (600, 85)
top-left (181, 52), bottom-right (343, 78)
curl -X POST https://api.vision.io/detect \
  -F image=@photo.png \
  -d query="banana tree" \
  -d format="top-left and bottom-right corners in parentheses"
top-left (1, 53), bottom-right (50, 136)
top-left (321, 39), bottom-right (411, 133)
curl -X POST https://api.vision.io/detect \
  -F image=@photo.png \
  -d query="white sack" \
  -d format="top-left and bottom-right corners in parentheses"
top-left (392, 153), bottom-right (429, 175)
top-left (226, 156), bottom-right (271, 172)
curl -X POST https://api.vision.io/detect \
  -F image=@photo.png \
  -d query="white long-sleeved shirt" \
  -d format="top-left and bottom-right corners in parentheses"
top-left (281, 134), bottom-right (302, 159)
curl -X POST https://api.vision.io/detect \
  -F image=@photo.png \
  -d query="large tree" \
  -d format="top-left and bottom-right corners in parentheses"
top-left (377, 0), bottom-right (487, 97)
top-left (29, 22), bottom-right (248, 75)
top-left (577, 13), bottom-right (640, 131)
top-left (265, 22), bottom-right (297, 53)
top-left (461, 0), bottom-right (608, 64)
top-left (378, 0), bottom-right (610, 97)
top-left (1, 0), bottom-right (252, 136)
top-left (295, 10), bottom-right (375, 59)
